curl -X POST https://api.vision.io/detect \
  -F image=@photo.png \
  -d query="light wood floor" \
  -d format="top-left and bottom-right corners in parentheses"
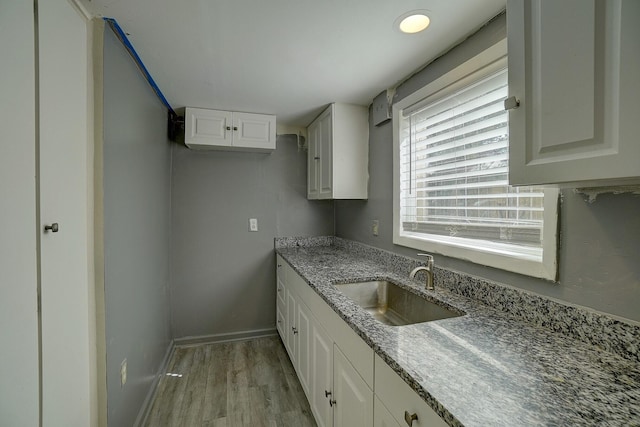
top-left (143, 336), bottom-right (316, 427)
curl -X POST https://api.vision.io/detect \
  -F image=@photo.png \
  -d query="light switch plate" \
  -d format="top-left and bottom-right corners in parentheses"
top-left (249, 218), bottom-right (258, 232)
top-left (372, 220), bottom-right (379, 236)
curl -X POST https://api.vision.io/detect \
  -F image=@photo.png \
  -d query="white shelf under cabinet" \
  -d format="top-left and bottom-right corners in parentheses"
top-left (307, 103), bottom-right (369, 199)
top-left (507, 0), bottom-right (640, 186)
top-left (184, 107), bottom-right (276, 152)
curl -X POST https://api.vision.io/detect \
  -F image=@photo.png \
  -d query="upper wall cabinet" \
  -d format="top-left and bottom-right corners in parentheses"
top-left (507, 0), bottom-right (640, 186)
top-left (307, 103), bottom-right (369, 200)
top-left (185, 107), bottom-right (276, 152)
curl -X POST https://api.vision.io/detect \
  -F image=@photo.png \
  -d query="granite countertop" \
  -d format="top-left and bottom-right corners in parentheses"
top-left (275, 241), bottom-right (640, 426)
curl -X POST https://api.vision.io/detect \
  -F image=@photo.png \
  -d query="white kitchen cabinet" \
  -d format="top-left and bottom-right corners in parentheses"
top-left (276, 255), bottom-right (313, 399)
top-left (374, 355), bottom-right (448, 427)
top-left (184, 107), bottom-right (276, 152)
top-left (285, 287), bottom-right (297, 360)
top-left (276, 256), bottom-right (376, 426)
top-left (333, 346), bottom-right (374, 427)
top-left (307, 117), bottom-right (321, 198)
top-left (296, 300), bottom-right (313, 398)
top-left (276, 258), bottom-right (287, 341)
top-left (507, 0), bottom-right (640, 186)
top-left (374, 396), bottom-right (402, 427)
top-left (311, 320), bottom-right (334, 427)
top-left (309, 322), bottom-right (374, 427)
top-left (307, 103), bottom-right (369, 199)
top-left (276, 258), bottom-right (447, 427)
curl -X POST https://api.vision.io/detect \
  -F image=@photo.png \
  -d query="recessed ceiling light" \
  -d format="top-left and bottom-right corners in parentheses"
top-left (395, 11), bottom-right (431, 34)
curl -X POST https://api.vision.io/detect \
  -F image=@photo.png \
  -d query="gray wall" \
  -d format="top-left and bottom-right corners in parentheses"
top-left (102, 28), bottom-right (173, 426)
top-left (170, 136), bottom-right (334, 338)
top-left (335, 14), bottom-right (640, 323)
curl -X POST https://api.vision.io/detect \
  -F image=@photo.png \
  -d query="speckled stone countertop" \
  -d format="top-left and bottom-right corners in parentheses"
top-left (275, 237), bottom-right (640, 426)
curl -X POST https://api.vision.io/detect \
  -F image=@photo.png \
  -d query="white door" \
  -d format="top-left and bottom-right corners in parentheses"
top-left (233, 111), bottom-right (276, 150)
top-left (185, 107), bottom-right (233, 148)
top-left (296, 301), bottom-right (312, 398)
top-left (318, 110), bottom-right (333, 199)
top-left (0, 2), bottom-right (40, 425)
top-left (285, 289), bottom-right (297, 359)
top-left (508, 0), bottom-right (640, 185)
top-left (333, 346), bottom-right (373, 427)
top-left (38, 2), bottom-right (92, 426)
top-left (307, 119), bottom-right (320, 199)
top-left (311, 321), bottom-right (334, 427)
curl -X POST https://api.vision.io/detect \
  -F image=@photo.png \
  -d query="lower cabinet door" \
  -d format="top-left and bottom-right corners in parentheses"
top-left (285, 289), bottom-right (297, 359)
top-left (333, 345), bottom-right (373, 427)
top-left (374, 396), bottom-right (402, 427)
top-left (296, 300), bottom-right (312, 398)
top-left (311, 320), bottom-right (334, 427)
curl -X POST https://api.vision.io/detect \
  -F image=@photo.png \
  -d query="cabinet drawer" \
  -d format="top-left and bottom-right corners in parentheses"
top-left (374, 355), bottom-right (447, 427)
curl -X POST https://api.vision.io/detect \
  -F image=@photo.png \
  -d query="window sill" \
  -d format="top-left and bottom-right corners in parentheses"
top-left (393, 230), bottom-right (557, 281)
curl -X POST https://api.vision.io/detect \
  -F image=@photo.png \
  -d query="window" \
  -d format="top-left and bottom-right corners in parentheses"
top-left (393, 40), bottom-right (559, 280)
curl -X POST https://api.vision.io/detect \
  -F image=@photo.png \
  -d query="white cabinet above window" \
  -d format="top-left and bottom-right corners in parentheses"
top-left (507, 0), bottom-right (640, 186)
top-left (184, 107), bottom-right (276, 152)
top-left (307, 103), bottom-right (369, 200)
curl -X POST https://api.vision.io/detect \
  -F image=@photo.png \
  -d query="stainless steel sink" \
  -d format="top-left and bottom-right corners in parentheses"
top-left (334, 281), bottom-right (462, 326)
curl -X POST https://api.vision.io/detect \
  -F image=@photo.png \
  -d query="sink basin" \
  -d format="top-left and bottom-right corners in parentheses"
top-left (334, 281), bottom-right (462, 326)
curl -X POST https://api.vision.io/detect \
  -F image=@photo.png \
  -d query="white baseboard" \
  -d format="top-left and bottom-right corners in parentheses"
top-left (134, 340), bottom-right (176, 427)
top-left (174, 327), bottom-right (278, 348)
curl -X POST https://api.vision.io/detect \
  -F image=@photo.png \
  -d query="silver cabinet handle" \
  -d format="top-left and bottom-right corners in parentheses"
top-left (404, 411), bottom-right (418, 426)
top-left (504, 96), bottom-right (520, 110)
top-left (44, 223), bottom-right (59, 233)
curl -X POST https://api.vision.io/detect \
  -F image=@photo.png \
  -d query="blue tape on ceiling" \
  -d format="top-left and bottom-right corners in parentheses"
top-left (103, 17), bottom-right (176, 116)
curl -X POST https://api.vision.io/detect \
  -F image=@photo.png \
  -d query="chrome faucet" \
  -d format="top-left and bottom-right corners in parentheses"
top-left (409, 253), bottom-right (435, 291)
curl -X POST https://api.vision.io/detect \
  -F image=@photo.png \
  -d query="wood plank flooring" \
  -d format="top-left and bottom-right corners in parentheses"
top-left (144, 336), bottom-right (316, 427)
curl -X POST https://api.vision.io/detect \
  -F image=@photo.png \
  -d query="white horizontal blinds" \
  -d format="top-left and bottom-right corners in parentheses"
top-left (400, 68), bottom-right (545, 247)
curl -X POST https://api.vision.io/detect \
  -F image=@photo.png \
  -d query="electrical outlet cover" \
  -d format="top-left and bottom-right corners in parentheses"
top-left (120, 359), bottom-right (127, 387)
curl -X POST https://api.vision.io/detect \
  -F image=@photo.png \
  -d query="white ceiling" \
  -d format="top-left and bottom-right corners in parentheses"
top-left (80, 0), bottom-right (506, 127)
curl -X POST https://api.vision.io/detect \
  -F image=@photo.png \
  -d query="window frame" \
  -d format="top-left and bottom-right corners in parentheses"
top-left (392, 39), bottom-right (559, 280)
